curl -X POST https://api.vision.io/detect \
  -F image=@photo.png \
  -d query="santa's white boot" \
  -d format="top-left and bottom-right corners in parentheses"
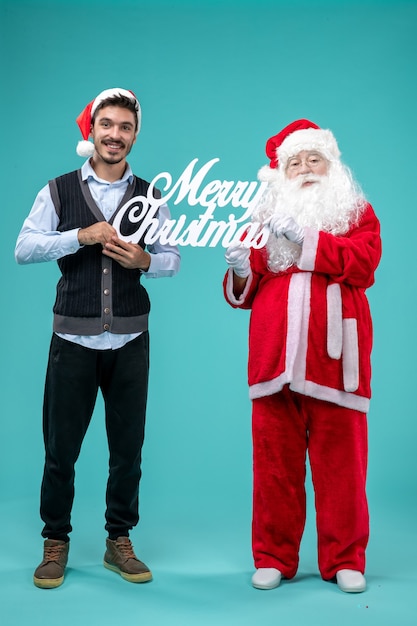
top-left (336, 569), bottom-right (366, 593)
top-left (252, 568), bottom-right (282, 590)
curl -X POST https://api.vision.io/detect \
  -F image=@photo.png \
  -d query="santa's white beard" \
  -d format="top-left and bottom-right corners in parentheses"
top-left (252, 162), bottom-right (366, 272)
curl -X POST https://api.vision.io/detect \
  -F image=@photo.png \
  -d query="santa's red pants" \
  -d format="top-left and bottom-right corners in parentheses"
top-left (252, 386), bottom-right (369, 580)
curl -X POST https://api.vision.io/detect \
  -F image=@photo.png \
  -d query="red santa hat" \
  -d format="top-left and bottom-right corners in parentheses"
top-left (75, 88), bottom-right (141, 157)
top-left (259, 119), bottom-right (341, 181)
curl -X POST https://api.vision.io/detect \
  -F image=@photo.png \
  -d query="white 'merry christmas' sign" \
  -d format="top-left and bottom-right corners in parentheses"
top-left (112, 158), bottom-right (269, 248)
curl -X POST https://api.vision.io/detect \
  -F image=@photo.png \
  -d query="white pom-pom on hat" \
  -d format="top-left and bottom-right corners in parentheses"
top-left (76, 140), bottom-right (96, 157)
top-left (258, 164), bottom-right (281, 183)
top-left (75, 88), bottom-right (141, 157)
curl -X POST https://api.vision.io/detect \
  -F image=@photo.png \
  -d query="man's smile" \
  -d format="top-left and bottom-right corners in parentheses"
top-left (103, 141), bottom-right (124, 151)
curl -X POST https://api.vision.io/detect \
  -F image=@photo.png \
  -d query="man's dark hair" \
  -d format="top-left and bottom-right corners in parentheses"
top-left (92, 95), bottom-right (139, 132)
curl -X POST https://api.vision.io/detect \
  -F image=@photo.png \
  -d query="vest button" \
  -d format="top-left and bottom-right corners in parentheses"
top-left (104, 307), bottom-right (110, 314)
top-left (103, 268), bottom-right (109, 274)
top-left (104, 289), bottom-right (110, 296)
top-left (103, 324), bottom-right (110, 331)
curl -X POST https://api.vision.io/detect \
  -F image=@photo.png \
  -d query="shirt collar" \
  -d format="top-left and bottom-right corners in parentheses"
top-left (81, 159), bottom-right (134, 184)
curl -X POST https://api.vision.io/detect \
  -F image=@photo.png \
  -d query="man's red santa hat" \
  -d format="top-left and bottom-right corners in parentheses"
top-left (75, 88), bottom-right (141, 157)
top-left (259, 119), bottom-right (341, 182)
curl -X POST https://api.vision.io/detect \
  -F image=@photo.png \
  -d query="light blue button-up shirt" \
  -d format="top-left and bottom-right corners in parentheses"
top-left (15, 160), bottom-right (181, 349)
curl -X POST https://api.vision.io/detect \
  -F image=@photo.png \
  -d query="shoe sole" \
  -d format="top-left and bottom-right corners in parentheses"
top-left (103, 561), bottom-right (153, 583)
top-left (252, 580), bottom-right (281, 590)
top-left (337, 584), bottom-right (366, 593)
top-left (33, 575), bottom-right (64, 589)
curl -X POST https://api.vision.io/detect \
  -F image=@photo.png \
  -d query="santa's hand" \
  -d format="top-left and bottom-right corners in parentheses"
top-left (266, 215), bottom-right (304, 246)
top-left (225, 244), bottom-right (251, 278)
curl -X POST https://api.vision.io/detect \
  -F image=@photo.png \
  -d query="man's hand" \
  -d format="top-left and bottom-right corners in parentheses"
top-left (78, 222), bottom-right (118, 246)
top-left (266, 215), bottom-right (305, 246)
top-left (102, 236), bottom-right (151, 271)
top-left (225, 243), bottom-right (251, 278)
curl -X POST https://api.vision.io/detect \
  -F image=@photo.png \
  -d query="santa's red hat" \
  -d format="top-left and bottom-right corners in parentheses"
top-left (262, 119), bottom-right (341, 175)
top-left (75, 88), bottom-right (141, 157)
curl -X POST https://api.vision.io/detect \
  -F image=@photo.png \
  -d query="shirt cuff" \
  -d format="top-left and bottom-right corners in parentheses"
top-left (61, 229), bottom-right (83, 256)
top-left (142, 251), bottom-right (180, 278)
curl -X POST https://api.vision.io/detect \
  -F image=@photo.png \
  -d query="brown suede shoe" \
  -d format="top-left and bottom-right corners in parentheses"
top-left (104, 536), bottom-right (152, 583)
top-left (33, 539), bottom-right (69, 589)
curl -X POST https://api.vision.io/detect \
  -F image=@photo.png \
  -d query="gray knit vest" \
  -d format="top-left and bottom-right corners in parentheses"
top-left (49, 169), bottom-right (159, 335)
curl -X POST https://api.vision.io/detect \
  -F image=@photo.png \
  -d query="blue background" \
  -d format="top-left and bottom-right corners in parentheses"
top-left (1, 0), bottom-right (416, 624)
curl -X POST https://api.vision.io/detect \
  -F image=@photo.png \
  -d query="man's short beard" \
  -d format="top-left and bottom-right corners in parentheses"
top-left (252, 161), bottom-right (366, 272)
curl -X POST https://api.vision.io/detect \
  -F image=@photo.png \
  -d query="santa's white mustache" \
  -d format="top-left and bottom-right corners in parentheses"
top-left (292, 174), bottom-right (323, 188)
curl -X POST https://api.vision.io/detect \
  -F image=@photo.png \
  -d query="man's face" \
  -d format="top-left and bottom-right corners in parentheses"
top-left (285, 150), bottom-right (329, 185)
top-left (90, 105), bottom-right (137, 165)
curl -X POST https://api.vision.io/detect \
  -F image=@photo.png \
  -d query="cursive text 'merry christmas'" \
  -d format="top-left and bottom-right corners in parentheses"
top-left (112, 158), bottom-right (269, 248)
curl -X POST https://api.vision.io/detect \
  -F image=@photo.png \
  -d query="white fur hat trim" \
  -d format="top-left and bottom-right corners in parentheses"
top-left (277, 128), bottom-right (340, 168)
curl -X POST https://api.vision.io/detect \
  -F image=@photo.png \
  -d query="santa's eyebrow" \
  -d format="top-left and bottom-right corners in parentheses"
top-left (288, 151), bottom-right (324, 160)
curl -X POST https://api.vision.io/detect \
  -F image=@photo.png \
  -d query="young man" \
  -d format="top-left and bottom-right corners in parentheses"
top-left (224, 119), bottom-right (381, 593)
top-left (15, 88), bottom-right (180, 589)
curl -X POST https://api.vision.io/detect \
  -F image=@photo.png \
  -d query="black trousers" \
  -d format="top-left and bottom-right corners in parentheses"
top-left (40, 332), bottom-right (149, 541)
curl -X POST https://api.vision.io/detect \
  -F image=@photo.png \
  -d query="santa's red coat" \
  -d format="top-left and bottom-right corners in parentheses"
top-left (224, 203), bottom-right (382, 412)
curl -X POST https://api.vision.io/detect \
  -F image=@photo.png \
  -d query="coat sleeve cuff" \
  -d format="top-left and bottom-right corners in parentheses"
top-left (225, 267), bottom-right (253, 306)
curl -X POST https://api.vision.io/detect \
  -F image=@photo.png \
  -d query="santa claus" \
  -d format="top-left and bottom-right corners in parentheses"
top-left (224, 119), bottom-right (381, 593)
